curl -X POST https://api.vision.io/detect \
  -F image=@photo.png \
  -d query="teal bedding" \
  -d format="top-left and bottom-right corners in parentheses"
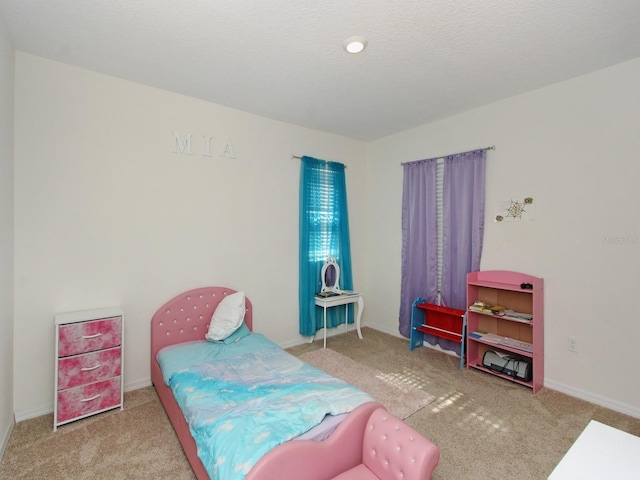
top-left (158, 333), bottom-right (373, 480)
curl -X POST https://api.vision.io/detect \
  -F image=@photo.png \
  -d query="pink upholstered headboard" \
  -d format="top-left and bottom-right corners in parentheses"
top-left (150, 287), bottom-right (253, 362)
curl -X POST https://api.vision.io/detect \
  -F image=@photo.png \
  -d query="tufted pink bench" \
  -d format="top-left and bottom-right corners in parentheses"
top-left (248, 403), bottom-right (440, 480)
top-left (333, 407), bottom-right (440, 480)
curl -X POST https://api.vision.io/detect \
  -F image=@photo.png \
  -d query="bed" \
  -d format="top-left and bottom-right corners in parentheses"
top-left (150, 286), bottom-right (381, 480)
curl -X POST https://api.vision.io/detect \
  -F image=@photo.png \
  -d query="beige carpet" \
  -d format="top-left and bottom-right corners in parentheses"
top-left (288, 328), bottom-right (640, 480)
top-left (3, 328), bottom-right (640, 480)
top-left (300, 348), bottom-right (435, 419)
top-left (0, 388), bottom-right (195, 480)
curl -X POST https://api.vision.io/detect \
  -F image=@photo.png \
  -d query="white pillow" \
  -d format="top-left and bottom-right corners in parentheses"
top-left (205, 291), bottom-right (246, 342)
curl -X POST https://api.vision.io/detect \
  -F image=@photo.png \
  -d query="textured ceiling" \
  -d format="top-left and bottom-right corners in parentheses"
top-left (2, 0), bottom-right (640, 140)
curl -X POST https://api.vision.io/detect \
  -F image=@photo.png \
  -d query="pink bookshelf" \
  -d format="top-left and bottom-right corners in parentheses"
top-left (466, 270), bottom-right (544, 393)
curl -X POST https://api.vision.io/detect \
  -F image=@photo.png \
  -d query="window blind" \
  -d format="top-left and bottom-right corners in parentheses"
top-left (436, 158), bottom-right (444, 305)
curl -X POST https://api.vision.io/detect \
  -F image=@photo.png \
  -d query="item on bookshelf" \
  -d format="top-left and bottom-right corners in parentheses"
top-left (502, 309), bottom-right (533, 322)
top-left (482, 350), bottom-right (532, 382)
top-left (489, 305), bottom-right (505, 315)
top-left (469, 301), bottom-right (508, 316)
top-left (499, 336), bottom-right (533, 353)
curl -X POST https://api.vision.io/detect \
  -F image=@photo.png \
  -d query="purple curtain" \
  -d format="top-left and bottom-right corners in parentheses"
top-left (399, 150), bottom-right (485, 344)
top-left (441, 150), bottom-right (486, 310)
top-left (399, 159), bottom-right (438, 338)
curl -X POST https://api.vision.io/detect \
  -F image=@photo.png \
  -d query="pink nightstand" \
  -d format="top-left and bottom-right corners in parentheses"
top-left (54, 306), bottom-right (124, 430)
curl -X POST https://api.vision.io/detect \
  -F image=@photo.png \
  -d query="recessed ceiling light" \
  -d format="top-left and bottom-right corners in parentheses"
top-left (344, 36), bottom-right (367, 54)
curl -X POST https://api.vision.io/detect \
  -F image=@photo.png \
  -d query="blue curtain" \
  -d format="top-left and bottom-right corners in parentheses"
top-left (299, 156), bottom-right (353, 337)
top-left (400, 149), bottom-right (486, 352)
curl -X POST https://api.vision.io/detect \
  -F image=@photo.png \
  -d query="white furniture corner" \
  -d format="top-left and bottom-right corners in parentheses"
top-left (548, 420), bottom-right (640, 479)
top-left (54, 306), bottom-right (124, 431)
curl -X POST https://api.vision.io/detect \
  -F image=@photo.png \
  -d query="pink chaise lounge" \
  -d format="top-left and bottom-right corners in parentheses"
top-left (248, 403), bottom-right (440, 480)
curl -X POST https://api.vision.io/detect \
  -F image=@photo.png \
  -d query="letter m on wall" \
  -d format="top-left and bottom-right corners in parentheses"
top-left (172, 131), bottom-right (193, 155)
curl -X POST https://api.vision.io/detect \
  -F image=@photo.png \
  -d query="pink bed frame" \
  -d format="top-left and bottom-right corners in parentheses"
top-left (150, 286), bottom-right (383, 480)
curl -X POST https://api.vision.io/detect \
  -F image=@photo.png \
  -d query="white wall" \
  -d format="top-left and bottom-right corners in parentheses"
top-left (13, 53), bottom-right (367, 418)
top-left (364, 57), bottom-right (640, 417)
top-left (12, 50), bottom-right (640, 421)
top-left (0, 15), bottom-right (15, 452)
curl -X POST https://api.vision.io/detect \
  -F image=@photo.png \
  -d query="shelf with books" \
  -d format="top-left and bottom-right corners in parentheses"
top-left (468, 331), bottom-right (533, 354)
top-left (466, 270), bottom-right (543, 393)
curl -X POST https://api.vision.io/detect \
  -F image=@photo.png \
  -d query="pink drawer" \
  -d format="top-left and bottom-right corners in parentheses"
top-left (56, 377), bottom-right (121, 423)
top-left (57, 347), bottom-right (121, 390)
top-left (58, 316), bottom-right (122, 357)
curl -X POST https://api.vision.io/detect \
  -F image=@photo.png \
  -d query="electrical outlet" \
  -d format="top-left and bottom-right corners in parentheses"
top-left (568, 336), bottom-right (579, 353)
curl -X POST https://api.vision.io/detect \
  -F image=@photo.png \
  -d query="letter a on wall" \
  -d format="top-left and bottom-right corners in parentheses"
top-left (220, 137), bottom-right (236, 159)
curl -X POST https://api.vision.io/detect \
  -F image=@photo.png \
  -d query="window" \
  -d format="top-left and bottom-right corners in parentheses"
top-left (436, 158), bottom-right (444, 305)
top-left (400, 149), bottom-right (486, 341)
top-left (304, 164), bottom-right (346, 262)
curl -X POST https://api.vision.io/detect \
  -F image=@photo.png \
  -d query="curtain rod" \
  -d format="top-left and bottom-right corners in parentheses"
top-left (291, 155), bottom-right (347, 168)
top-left (400, 145), bottom-right (495, 166)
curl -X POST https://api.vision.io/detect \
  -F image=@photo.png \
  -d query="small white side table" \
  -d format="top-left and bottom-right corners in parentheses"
top-left (314, 293), bottom-right (364, 348)
top-left (548, 420), bottom-right (640, 479)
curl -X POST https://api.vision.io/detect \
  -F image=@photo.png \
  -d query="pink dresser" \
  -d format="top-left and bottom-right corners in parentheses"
top-left (54, 307), bottom-right (124, 431)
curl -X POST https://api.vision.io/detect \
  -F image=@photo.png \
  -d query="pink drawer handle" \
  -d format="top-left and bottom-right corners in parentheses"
top-left (82, 332), bottom-right (104, 339)
top-left (81, 394), bottom-right (102, 402)
top-left (81, 363), bottom-right (102, 372)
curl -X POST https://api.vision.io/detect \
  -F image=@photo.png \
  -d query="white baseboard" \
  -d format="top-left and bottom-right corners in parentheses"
top-left (543, 379), bottom-right (640, 419)
top-left (124, 379), bottom-right (151, 391)
top-left (365, 322), bottom-right (401, 339)
top-left (1, 416), bottom-right (15, 461)
top-left (14, 405), bottom-right (51, 423)
top-left (279, 323), bottom-right (365, 349)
